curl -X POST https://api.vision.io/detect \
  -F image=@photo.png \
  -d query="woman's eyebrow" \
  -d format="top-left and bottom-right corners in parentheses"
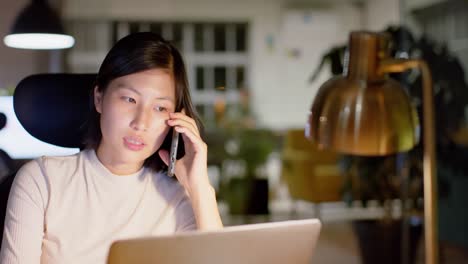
top-left (116, 83), bottom-right (175, 102)
top-left (116, 83), bottom-right (141, 95)
top-left (155, 95), bottom-right (174, 101)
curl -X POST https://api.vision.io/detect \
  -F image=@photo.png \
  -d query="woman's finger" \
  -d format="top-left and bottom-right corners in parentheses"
top-left (170, 113), bottom-right (198, 133)
top-left (174, 125), bottom-right (207, 153)
top-left (170, 112), bottom-right (198, 133)
top-left (167, 118), bottom-right (199, 136)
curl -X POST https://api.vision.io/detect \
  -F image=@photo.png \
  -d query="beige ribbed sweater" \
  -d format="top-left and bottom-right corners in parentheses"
top-left (0, 149), bottom-right (196, 264)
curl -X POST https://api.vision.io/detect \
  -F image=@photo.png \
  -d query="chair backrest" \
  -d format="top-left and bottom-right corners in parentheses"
top-left (13, 74), bottom-right (96, 148)
top-left (0, 73), bottom-right (96, 248)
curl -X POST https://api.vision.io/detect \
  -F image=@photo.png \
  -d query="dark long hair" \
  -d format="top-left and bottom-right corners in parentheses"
top-left (84, 32), bottom-right (201, 172)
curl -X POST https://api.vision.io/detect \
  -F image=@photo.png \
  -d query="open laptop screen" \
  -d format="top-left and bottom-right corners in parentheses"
top-left (107, 219), bottom-right (321, 264)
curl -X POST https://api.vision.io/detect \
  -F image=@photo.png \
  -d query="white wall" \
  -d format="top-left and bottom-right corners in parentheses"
top-left (363, 0), bottom-right (400, 31)
top-left (263, 3), bottom-right (363, 129)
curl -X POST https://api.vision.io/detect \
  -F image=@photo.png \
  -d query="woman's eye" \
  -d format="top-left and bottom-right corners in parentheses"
top-left (155, 106), bottom-right (167, 112)
top-left (122, 96), bottom-right (136, 103)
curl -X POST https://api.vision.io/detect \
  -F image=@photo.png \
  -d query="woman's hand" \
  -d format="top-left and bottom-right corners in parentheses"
top-left (158, 110), bottom-right (211, 196)
top-left (158, 110), bottom-right (223, 230)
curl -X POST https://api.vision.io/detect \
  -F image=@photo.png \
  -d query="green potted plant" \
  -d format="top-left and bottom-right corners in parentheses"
top-left (223, 128), bottom-right (277, 215)
top-left (207, 89), bottom-right (279, 214)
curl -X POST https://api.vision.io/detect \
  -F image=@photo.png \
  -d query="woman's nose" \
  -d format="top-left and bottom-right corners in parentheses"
top-left (130, 108), bottom-right (150, 131)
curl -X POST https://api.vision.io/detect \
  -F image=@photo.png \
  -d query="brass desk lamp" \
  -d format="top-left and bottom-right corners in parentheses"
top-left (306, 31), bottom-right (438, 264)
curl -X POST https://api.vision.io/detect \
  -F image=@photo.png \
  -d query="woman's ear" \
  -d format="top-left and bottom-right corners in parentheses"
top-left (94, 86), bottom-right (103, 114)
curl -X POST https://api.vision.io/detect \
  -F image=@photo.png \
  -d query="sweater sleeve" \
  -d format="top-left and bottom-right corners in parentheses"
top-left (0, 160), bottom-right (48, 264)
top-left (174, 193), bottom-right (197, 232)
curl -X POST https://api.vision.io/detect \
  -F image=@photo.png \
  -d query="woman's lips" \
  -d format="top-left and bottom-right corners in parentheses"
top-left (123, 136), bottom-right (145, 151)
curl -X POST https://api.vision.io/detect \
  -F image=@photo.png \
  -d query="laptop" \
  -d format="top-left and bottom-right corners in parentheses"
top-left (107, 218), bottom-right (321, 264)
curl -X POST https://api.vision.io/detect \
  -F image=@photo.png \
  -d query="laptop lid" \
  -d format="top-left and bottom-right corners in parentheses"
top-left (107, 218), bottom-right (321, 264)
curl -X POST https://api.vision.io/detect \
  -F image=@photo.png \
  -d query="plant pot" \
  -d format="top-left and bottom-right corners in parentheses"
top-left (353, 219), bottom-right (422, 264)
top-left (225, 178), bottom-right (269, 215)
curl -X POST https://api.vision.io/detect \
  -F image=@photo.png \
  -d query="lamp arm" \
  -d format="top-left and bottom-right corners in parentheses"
top-left (380, 59), bottom-right (439, 264)
top-left (378, 58), bottom-right (419, 73)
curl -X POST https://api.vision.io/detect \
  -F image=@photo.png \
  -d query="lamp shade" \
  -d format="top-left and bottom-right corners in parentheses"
top-left (3, 0), bottom-right (75, 50)
top-left (306, 32), bottom-right (420, 155)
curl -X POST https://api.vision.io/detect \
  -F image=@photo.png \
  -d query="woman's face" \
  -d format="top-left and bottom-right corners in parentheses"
top-left (94, 68), bottom-right (176, 172)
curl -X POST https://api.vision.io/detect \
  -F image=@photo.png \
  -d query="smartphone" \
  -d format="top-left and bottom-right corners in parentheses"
top-left (167, 129), bottom-right (179, 177)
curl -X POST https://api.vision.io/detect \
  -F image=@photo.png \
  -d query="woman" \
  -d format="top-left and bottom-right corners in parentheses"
top-left (0, 32), bottom-right (223, 263)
